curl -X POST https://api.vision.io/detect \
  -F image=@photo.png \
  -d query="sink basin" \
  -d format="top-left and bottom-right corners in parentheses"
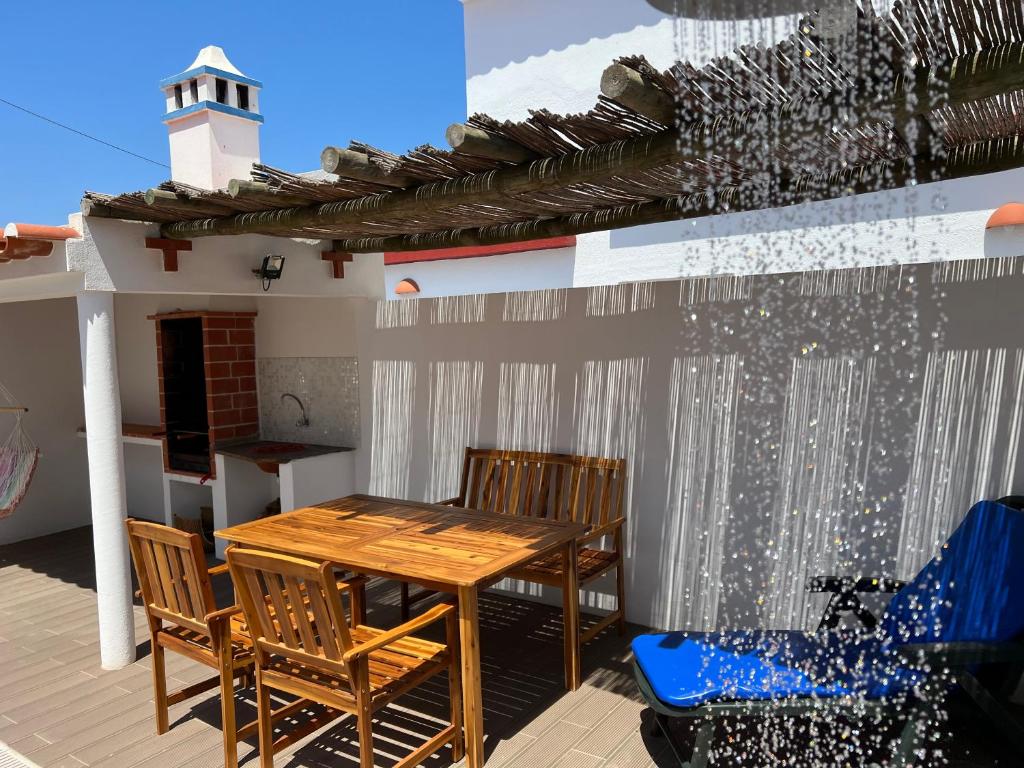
top-left (254, 442), bottom-right (307, 455)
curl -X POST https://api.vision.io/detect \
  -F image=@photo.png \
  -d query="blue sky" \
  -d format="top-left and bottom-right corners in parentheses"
top-left (0, 1), bottom-right (466, 225)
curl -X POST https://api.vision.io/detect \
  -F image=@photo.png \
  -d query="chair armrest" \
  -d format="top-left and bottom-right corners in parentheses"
top-left (208, 562), bottom-right (230, 577)
top-left (579, 518), bottom-right (625, 546)
top-left (808, 575), bottom-right (905, 632)
top-left (205, 604), bottom-right (243, 626)
top-left (436, 497), bottom-right (461, 506)
top-left (806, 576), bottom-right (906, 594)
top-left (343, 603), bottom-right (455, 662)
top-left (335, 574), bottom-right (368, 594)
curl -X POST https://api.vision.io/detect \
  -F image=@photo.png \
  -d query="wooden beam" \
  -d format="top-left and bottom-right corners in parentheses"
top-left (319, 147), bottom-right (414, 188)
top-left (81, 199), bottom-right (120, 219)
top-left (445, 124), bottom-right (537, 163)
top-left (600, 63), bottom-right (676, 125)
top-left (144, 189), bottom-right (235, 216)
top-left (163, 130), bottom-right (680, 239)
top-left (325, 138), bottom-right (1024, 253)
top-left (227, 180), bottom-right (314, 208)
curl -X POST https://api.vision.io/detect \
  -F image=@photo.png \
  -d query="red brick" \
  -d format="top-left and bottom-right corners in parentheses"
top-left (209, 377), bottom-right (240, 395)
top-left (205, 317), bottom-right (237, 329)
top-left (205, 361), bottom-right (231, 379)
top-left (235, 345), bottom-right (256, 362)
top-left (210, 426), bottom-right (236, 441)
top-left (208, 393), bottom-right (233, 411)
top-left (205, 345), bottom-right (237, 363)
top-left (235, 317), bottom-right (255, 328)
top-left (237, 376), bottom-right (257, 393)
top-left (233, 392), bottom-right (258, 409)
top-left (236, 424), bottom-right (259, 438)
top-left (239, 407), bottom-right (260, 424)
top-left (231, 361), bottom-right (255, 378)
top-left (211, 409), bottom-right (241, 427)
top-left (203, 329), bottom-right (229, 345)
top-left (229, 329), bottom-right (255, 345)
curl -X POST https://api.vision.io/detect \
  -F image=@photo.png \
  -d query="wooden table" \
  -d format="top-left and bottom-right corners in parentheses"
top-left (216, 494), bottom-right (586, 768)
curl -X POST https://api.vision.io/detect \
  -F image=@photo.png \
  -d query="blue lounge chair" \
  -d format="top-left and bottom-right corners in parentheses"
top-left (632, 498), bottom-right (1024, 766)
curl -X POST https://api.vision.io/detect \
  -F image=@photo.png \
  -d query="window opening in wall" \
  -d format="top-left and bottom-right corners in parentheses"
top-left (173, 84), bottom-right (183, 109)
top-left (189, 79), bottom-right (199, 104)
top-left (236, 84), bottom-right (249, 111)
top-left (215, 78), bottom-right (228, 104)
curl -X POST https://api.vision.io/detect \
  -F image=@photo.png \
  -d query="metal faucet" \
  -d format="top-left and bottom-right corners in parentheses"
top-left (281, 392), bottom-right (310, 427)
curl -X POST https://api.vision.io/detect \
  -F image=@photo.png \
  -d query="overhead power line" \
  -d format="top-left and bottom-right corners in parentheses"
top-left (0, 96), bottom-right (170, 169)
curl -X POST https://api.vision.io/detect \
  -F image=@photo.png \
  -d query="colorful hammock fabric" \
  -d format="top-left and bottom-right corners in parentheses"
top-left (0, 384), bottom-right (38, 519)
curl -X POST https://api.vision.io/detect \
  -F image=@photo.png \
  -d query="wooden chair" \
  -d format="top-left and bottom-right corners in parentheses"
top-left (401, 447), bottom-right (628, 651)
top-left (126, 519), bottom-right (256, 768)
top-left (227, 546), bottom-right (463, 768)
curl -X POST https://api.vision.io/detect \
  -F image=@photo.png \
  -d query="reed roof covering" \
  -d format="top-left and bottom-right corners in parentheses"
top-left (83, 0), bottom-right (1024, 252)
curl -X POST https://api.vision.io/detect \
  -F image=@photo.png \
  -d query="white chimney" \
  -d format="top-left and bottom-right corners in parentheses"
top-left (161, 46), bottom-right (262, 190)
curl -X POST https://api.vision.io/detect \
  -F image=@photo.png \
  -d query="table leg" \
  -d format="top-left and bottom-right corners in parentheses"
top-left (562, 540), bottom-right (581, 690)
top-left (458, 585), bottom-right (485, 768)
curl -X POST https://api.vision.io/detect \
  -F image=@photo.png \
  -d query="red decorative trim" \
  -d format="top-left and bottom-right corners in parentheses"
top-left (145, 237), bottom-right (193, 272)
top-left (384, 235), bottom-right (576, 265)
top-left (0, 222), bottom-right (78, 264)
top-left (0, 236), bottom-right (53, 262)
top-left (322, 250), bottom-right (353, 279)
top-left (987, 203), bottom-right (1024, 229)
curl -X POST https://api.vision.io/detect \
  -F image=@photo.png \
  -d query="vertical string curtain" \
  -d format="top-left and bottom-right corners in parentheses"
top-left (0, 382), bottom-right (39, 518)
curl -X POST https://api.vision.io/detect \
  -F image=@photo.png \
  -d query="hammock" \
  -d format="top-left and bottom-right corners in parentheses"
top-left (0, 383), bottom-right (39, 519)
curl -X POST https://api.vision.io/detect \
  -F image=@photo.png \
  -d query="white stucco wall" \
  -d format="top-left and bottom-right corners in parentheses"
top-left (0, 298), bottom-right (90, 544)
top-left (255, 296), bottom-right (358, 358)
top-left (70, 217), bottom-right (385, 299)
top-left (353, 257), bottom-right (1024, 631)
top-left (383, 246), bottom-right (576, 299)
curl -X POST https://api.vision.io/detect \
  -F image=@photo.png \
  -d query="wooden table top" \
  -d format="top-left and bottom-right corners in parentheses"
top-left (215, 494), bottom-right (585, 589)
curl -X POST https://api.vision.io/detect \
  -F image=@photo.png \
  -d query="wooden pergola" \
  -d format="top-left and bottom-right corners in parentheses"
top-left (83, 0), bottom-right (1024, 253)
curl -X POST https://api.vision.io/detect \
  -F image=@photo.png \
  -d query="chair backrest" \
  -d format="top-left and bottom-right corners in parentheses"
top-left (226, 547), bottom-right (353, 672)
top-left (880, 499), bottom-right (1024, 645)
top-left (455, 448), bottom-right (626, 529)
top-left (126, 519), bottom-right (216, 635)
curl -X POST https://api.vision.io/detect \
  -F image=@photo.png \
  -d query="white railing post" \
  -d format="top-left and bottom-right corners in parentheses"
top-left (76, 291), bottom-right (135, 669)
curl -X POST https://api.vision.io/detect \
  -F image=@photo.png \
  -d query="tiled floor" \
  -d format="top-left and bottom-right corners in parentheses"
top-left (1, 527), bottom-right (1020, 767)
top-left (0, 527), bottom-right (666, 768)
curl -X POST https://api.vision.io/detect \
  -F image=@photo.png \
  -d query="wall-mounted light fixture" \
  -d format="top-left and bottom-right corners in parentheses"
top-left (253, 254), bottom-right (285, 291)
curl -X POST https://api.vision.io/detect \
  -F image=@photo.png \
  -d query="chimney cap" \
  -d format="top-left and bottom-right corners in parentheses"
top-left (160, 45), bottom-right (262, 89)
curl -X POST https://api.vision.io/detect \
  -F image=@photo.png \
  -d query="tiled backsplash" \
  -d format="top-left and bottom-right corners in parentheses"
top-left (257, 357), bottom-right (360, 447)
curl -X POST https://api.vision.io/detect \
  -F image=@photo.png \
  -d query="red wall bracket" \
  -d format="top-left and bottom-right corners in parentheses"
top-left (145, 237), bottom-right (193, 272)
top-left (322, 250), bottom-right (353, 279)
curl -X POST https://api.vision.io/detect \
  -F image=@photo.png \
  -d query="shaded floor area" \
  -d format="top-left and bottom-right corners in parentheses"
top-left (0, 527), bottom-right (1020, 767)
top-left (0, 527), bottom-right (665, 768)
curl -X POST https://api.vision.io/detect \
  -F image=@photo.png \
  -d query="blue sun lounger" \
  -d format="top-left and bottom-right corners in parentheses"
top-left (632, 498), bottom-right (1024, 766)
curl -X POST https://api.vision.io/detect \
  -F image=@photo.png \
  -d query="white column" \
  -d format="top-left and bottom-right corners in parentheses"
top-left (77, 291), bottom-right (136, 669)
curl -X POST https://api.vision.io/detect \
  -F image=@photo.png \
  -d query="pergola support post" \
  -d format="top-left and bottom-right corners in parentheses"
top-left (76, 291), bottom-right (135, 669)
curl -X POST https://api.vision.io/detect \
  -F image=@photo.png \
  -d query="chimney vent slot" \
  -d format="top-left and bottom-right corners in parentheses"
top-left (215, 78), bottom-right (228, 105)
top-left (236, 84), bottom-right (250, 111)
top-left (189, 79), bottom-right (199, 104)
top-left (173, 84), bottom-right (183, 109)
